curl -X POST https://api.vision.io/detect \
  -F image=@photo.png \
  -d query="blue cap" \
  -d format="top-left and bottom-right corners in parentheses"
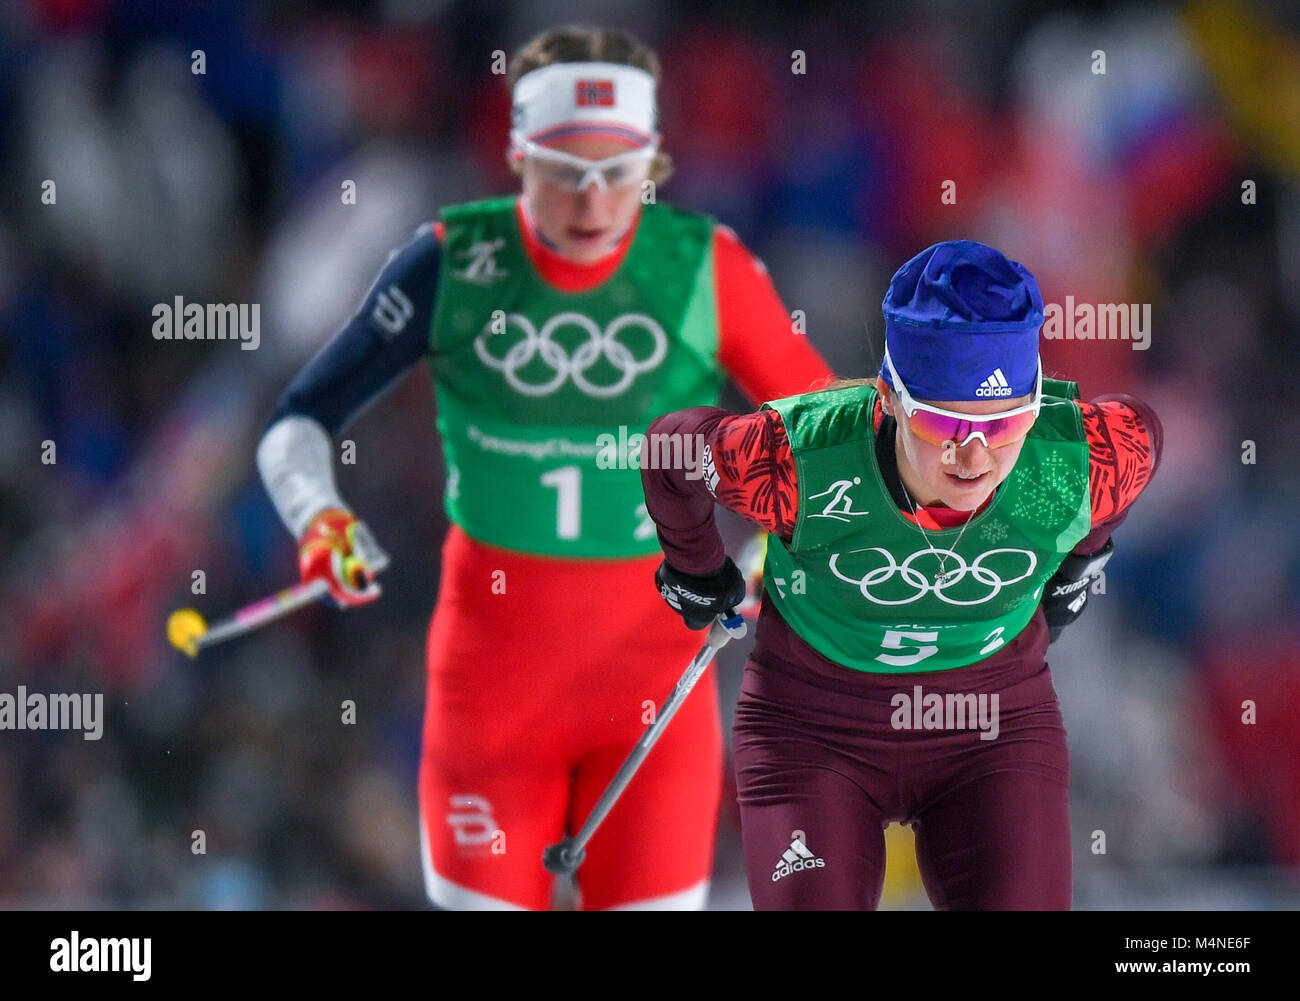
top-left (879, 240), bottom-right (1043, 402)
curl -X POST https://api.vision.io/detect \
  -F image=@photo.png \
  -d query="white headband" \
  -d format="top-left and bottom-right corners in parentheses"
top-left (511, 61), bottom-right (656, 148)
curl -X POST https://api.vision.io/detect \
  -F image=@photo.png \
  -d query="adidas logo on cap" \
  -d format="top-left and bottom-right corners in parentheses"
top-left (975, 368), bottom-right (1013, 397)
top-left (772, 837), bottom-right (826, 882)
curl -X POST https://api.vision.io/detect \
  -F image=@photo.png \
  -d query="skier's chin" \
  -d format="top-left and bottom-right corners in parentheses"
top-left (560, 234), bottom-right (613, 263)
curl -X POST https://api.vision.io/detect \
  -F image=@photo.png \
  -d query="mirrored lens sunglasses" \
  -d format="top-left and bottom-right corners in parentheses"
top-left (883, 348), bottom-right (1042, 449)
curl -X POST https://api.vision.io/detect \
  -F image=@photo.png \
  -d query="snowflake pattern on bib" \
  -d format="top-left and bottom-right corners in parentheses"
top-left (1008, 451), bottom-right (1077, 525)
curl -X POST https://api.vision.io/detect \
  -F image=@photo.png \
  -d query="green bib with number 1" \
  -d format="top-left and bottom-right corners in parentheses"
top-left (429, 197), bottom-right (722, 558)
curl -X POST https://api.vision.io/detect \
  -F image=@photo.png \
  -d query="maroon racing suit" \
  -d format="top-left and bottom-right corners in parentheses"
top-left (642, 391), bottom-right (1162, 909)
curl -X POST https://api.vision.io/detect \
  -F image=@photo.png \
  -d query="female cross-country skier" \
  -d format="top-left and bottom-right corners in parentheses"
top-left (643, 240), bottom-right (1163, 909)
top-left (255, 25), bottom-right (832, 910)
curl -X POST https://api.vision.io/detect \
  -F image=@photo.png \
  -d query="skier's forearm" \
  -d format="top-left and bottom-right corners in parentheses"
top-left (265, 224), bottom-right (441, 436)
top-left (642, 407), bottom-right (733, 575)
top-left (257, 415), bottom-right (347, 538)
top-left (266, 305), bottom-right (430, 436)
top-left (256, 226), bottom-right (443, 540)
top-left (642, 406), bottom-right (799, 575)
top-left (1070, 525), bottom-right (1114, 557)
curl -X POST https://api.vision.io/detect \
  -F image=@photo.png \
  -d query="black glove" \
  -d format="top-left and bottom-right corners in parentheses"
top-left (656, 557), bottom-right (746, 630)
top-left (1042, 537), bottom-right (1115, 644)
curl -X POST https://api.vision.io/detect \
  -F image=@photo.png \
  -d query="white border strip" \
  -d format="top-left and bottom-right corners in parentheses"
top-left (605, 880), bottom-right (710, 911)
top-left (419, 816), bottom-right (527, 911)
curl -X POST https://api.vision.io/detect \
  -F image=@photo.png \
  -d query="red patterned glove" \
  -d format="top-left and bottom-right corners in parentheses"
top-left (298, 508), bottom-right (389, 608)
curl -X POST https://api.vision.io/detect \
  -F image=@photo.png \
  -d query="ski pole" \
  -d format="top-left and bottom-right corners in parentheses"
top-left (542, 610), bottom-right (747, 876)
top-left (165, 548), bottom-right (388, 658)
top-left (166, 579), bottom-right (330, 658)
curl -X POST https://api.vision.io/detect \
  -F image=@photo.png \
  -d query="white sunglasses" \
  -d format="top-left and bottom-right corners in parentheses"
top-left (511, 135), bottom-right (658, 192)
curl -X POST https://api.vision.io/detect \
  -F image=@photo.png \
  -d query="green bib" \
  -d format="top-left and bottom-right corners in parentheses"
top-left (429, 197), bottom-right (722, 557)
top-left (761, 380), bottom-right (1092, 672)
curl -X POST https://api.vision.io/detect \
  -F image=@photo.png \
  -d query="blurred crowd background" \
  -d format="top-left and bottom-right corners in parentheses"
top-left (1, 0), bottom-right (1298, 909)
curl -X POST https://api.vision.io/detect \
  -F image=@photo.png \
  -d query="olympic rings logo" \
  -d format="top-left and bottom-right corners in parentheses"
top-left (474, 312), bottom-right (667, 398)
top-left (827, 547), bottom-right (1038, 606)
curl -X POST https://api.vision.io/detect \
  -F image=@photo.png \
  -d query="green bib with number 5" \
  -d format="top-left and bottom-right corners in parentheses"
top-left (761, 382), bottom-right (1092, 672)
top-left (429, 197), bottom-right (722, 558)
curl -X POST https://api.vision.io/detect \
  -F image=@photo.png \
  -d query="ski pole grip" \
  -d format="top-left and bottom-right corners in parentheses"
top-left (711, 609), bottom-right (747, 645)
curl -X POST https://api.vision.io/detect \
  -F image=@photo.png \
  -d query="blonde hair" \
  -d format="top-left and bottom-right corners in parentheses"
top-left (823, 377), bottom-right (881, 392)
top-left (506, 25), bottom-right (674, 184)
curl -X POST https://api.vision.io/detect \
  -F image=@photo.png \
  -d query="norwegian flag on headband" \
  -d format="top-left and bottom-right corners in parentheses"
top-left (575, 79), bottom-right (615, 107)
